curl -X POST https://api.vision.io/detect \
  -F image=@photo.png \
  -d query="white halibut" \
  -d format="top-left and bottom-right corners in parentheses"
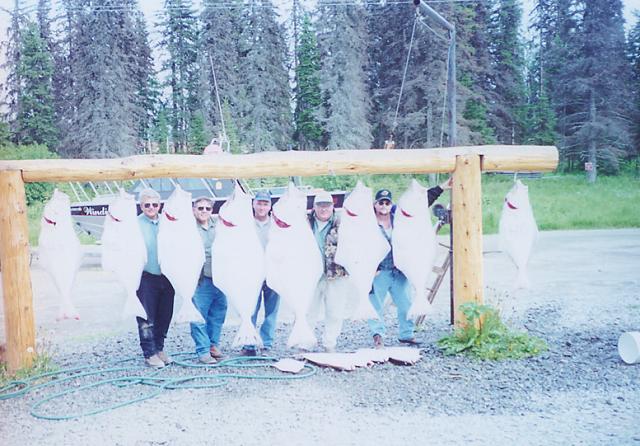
top-left (392, 179), bottom-right (438, 318)
top-left (334, 181), bottom-right (389, 320)
top-left (266, 183), bottom-right (323, 349)
top-left (101, 189), bottom-right (147, 319)
top-left (212, 184), bottom-right (264, 347)
top-left (38, 189), bottom-right (83, 320)
top-left (158, 185), bottom-right (205, 323)
top-left (499, 179), bottom-right (538, 289)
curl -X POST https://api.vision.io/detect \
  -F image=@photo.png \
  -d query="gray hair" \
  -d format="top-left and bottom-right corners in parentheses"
top-left (138, 188), bottom-right (161, 203)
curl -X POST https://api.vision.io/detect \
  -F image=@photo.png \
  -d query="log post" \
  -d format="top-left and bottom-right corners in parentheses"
top-left (452, 154), bottom-right (484, 326)
top-left (0, 171), bottom-right (36, 372)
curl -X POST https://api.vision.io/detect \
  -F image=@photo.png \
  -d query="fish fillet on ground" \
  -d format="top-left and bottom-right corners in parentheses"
top-left (38, 189), bottom-right (83, 320)
top-left (266, 183), bottom-right (323, 349)
top-left (158, 185), bottom-right (205, 323)
top-left (499, 179), bottom-right (538, 289)
top-left (392, 179), bottom-right (438, 318)
top-left (212, 185), bottom-right (264, 347)
top-left (334, 181), bottom-right (389, 320)
top-left (101, 189), bottom-right (147, 319)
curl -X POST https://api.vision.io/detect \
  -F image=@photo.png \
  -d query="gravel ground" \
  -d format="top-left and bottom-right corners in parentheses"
top-left (1, 229), bottom-right (639, 446)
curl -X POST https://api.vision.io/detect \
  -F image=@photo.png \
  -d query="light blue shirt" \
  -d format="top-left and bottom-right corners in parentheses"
top-left (138, 213), bottom-right (161, 275)
top-left (198, 220), bottom-right (215, 278)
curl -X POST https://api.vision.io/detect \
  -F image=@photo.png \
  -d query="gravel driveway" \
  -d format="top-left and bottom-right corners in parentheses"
top-left (1, 228), bottom-right (639, 445)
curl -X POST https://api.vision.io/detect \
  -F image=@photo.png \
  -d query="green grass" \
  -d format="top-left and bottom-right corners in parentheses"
top-left (0, 352), bottom-right (58, 388)
top-left (304, 172), bottom-right (640, 234)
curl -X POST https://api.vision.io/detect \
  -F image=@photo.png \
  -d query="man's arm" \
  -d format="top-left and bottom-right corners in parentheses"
top-left (427, 177), bottom-right (452, 207)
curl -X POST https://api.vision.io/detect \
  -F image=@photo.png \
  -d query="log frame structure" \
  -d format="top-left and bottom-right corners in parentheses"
top-left (0, 145), bottom-right (557, 372)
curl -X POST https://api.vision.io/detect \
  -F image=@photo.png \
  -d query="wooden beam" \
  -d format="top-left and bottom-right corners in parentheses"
top-left (0, 145), bottom-right (558, 183)
top-left (452, 154), bottom-right (484, 326)
top-left (0, 171), bottom-right (36, 372)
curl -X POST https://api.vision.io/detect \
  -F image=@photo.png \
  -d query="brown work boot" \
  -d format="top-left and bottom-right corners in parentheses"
top-left (210, 345), bottom-right (223, 359)
top-left (373, 334), bottom-right (384, 349)
top-left (145, 354), bottom-right (165, 368)
top-left (198, 353), bottom-right (217, 364)
top-left (157, 351), bottom-right (174, 364)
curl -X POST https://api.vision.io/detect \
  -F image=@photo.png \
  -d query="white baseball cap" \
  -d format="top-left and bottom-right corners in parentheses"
top-left (313, 191), bottom-right (333, 206)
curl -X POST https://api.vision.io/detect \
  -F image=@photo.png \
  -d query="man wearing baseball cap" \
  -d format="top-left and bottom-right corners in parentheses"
top-left (241, 191), bottom-right (281, 356)
top-left (368, 177), bottom-right (452, 348)
top-left (307, 189), bottom-right (354, 352)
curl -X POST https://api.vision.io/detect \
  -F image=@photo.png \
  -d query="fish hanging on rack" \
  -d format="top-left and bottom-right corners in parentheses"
top-left (101, 189), bottom-right (147, 319)
top-left (212, 184), bottom-right (264, 347)
top-left (499, 179), bottom-right (538, 289)
top-left (266, 183), bottom-right (323, 349)
top-left (158, 185), bottom-right (205, 323)
top-left (38, 189), bottom-right (83, 320)
top-left (335, 181), bottom-right (389, 320)
top-left (392, 179), bottom-right (438, 318)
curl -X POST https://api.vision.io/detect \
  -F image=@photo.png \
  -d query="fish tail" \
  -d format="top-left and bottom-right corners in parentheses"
top-left (351, 298), bottom-right (379, 321)
top-left (175, 299), bottom-right (205, 324)
top-left (514, 269), bottom-right (530, 289)
top-left (122, 294), bottom-right (147, 320)
top-left (232, 319), bottom-right (262, 348)
top-left (287, 316), bottom-right (317, 350)
top-left (57, 300), bottom-right (79, 321)
top-left (408, 295), bottom-right (432, 319)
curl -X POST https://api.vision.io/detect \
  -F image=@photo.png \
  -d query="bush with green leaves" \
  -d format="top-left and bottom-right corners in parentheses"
top-left (437, 302), bottom-right (547, 360)
top-left (0, 144), bottom-right (58, 205)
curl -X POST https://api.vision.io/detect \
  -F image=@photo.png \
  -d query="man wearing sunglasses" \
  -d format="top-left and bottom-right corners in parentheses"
top-left (190, 196), bottom-right (228, 364)
top-left (136, 188), bottom-right (175, 368)
top-left (369, 177), bottom-right (452, 349)
top-left (241, 191), bottom-right (280, 356)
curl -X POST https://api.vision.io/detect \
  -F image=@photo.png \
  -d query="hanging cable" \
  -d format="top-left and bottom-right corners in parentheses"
top-left (208, 52), bottom-right (229, 153)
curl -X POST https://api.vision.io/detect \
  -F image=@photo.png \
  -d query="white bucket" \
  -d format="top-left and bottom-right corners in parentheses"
top-left (618, 332), bottom-right (640, 364)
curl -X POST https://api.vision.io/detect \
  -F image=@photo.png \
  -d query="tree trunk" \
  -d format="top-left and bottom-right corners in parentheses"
top-left (586, 89), bottom-right (597, 183)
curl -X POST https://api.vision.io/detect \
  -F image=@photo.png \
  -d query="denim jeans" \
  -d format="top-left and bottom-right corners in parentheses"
top-left (244, 282), bottom-right (280, 351)
top-left (190, 276), bottom-right (228, 356)
top-left (367, 268), bottom-right (414, 340)
top-left (136, 272), bottom-right (175, 358)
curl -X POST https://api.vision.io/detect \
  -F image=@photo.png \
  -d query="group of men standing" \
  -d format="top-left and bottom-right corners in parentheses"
top-left (133, 178), bottom-right (450, 368)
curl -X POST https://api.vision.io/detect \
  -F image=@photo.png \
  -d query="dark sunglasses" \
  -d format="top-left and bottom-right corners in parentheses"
top-left (143, 202), bottom-right (160, 209)
top-left (197, 206), bottom-right (213, 212)
top-left (377, 200), bottom-right (392, 206)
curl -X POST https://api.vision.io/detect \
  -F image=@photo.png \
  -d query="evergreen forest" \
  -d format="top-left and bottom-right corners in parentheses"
top-left (1, 0), bottom-right (639, 183)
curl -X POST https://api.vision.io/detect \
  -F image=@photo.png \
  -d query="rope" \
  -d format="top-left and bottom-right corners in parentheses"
top-left (439, 39), bottom-right (451, 148)
top-left (0, 353), bottom-right (317, 421)
top-left (391, 11), bottom-right (418, 135)
top-left (208, 53), bottom-right (228, 149)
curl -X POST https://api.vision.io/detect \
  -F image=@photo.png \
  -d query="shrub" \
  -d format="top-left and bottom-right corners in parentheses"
top-left (437, 302), bottom-right (548, 360)
top-left (0, 144), bottom-right (58, 205)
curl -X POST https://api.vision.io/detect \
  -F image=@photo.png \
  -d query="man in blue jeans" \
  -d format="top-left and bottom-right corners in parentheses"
top-left (190, 196), bottom-right (227, 364)
top-left (242, 191), bottom-right (280, 356)
top-left (368, 179), bottom-right (451, 348)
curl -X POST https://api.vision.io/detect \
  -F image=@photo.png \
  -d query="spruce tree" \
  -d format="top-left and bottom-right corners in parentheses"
top-left (628, 12), bottom-right (640, 159)
top-left (294, 14), bottom-right (322, 150)
top-left (198, 0), bottom-right (243, 142)
top-left (488, 0), bottom-right (526, 144)
top-left (59, 0), bottom-right (143, 157)
top-left (562, 0), bottom-right (632, 180)
top-left (316, 0), bottom-right (372, 150)
top-left (160, 0), bottom-right (200, 152)
top-left (236, 1), bottom-right (292, 152)
top-left (1, 0), bottom-right (25, 140)
top-left (16, 21), bottom-right (57, 148)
